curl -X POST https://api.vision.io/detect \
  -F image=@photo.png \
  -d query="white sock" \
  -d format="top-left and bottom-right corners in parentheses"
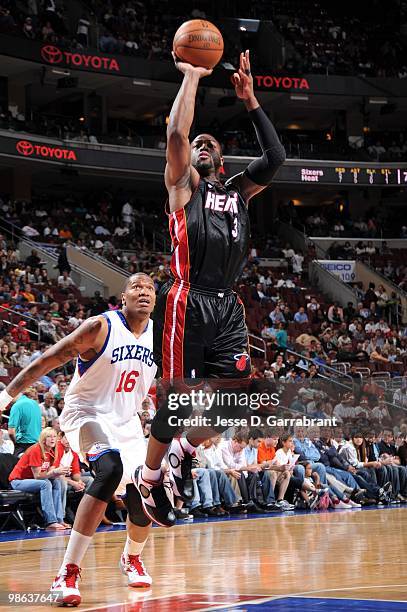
top-left (181, 437), bottom-right (198, 455)
top-left (142, 464), bottom-right (162, 482)
top-left (59, 530), bottom-right (92, 575)
top-left (124, 536), bottom-right (146, 558)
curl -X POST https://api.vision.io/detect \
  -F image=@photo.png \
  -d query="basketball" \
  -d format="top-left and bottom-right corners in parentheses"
top-left (173, 19), bottom-right (224, 69)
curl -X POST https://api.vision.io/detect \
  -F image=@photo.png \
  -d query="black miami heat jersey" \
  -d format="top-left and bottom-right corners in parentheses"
top-left (168, 178), bottom-right (250, 290)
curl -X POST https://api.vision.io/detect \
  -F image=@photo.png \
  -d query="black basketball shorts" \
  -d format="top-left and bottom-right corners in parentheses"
top-left (153, 279), bottom-right (251, 381)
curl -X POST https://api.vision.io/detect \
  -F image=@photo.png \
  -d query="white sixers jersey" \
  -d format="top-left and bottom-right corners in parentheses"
top-left (61, 310), bottom-right (157, 428)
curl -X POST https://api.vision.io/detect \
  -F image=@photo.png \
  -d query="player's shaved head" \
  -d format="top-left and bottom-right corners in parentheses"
top-left (123, 273), bottom-right (154, 293)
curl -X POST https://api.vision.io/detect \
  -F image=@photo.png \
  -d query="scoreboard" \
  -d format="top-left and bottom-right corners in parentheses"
top-left (275, 164), bottom-right (407, 186)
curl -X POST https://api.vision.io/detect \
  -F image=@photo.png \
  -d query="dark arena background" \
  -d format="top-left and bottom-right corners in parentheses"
top-left (0, 1), bottom-right (406, 611)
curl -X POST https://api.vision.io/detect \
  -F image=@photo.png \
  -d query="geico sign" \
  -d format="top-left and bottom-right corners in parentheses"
top-left (41, 45), bottom-right (120, 72)
top-left (254, 76), bottom-right (310, 90)
top-left (16, 140), bottom-right (77, 161)
top-left (324, 263), bottom-right (352, 271)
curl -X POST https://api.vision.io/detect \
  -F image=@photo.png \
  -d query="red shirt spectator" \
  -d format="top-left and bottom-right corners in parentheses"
top-left (9, 443), bottom-right (55, 481)
top-left (11, 321), bottom-right (31, 343)
top-left (53, 440), bottom-right (81, 477)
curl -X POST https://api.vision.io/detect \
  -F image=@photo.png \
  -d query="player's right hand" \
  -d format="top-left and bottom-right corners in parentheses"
top-left (172, 52), bottom-right (213, 78)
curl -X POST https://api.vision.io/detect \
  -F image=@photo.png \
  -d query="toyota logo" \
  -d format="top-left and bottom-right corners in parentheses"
top-left (41, 45), bottom-right (63, 64)
top-left (16, 140), bottom-right (34, 156)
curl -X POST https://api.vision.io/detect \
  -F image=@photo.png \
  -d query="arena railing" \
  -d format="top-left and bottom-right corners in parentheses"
top-left (0, 218), bottom-right (107, 297)
top-left (0, 305), bottom-right (39, 338)
top-left (308, 260), bottom-right (359, 308)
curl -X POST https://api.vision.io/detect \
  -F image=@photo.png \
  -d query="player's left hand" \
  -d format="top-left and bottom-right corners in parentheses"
top-left (231, 50), bottom-right (254, 100)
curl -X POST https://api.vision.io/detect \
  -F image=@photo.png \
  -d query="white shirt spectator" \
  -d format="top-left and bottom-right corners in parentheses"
top-left (40, 402), bottom-right (58, 423)
top-left (0, 430), bottom-right (14, 454)
top-left (202, 444), bottom-right (228, 470)
top-left (333, 402), bottom-right (351, 419)
top-left (22, 225), bottom-right (40, 237)
top-left (122, 202), bottom-right (134, 225)
top-left (11, 349), bottom-right (31, 369)
top-left (68, 315), bottom-right (84, 329)
top-left (220, 440), bottom-right (246, 470)
top-left (114, 226), bottom-right (129, 237)
top-left (273, 448), bottom-right (295, 466)
top-left (94, 225), bottom-right (111, 236)
top-left (58, 274), bottom-right (75, 288)
top-left (292, 253), bottom-right (304, 274)
top-left (276, 278), bottom-right (295, 288)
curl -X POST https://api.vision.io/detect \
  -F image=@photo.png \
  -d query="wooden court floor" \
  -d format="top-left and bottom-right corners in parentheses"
top-left (0, 508), bottom-right (406, 611)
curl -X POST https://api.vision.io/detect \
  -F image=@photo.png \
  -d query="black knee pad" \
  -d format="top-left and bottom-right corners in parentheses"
top-left (124, 483), bottom-right (151, 527)
top-left (87, 451), bottom-right (123, 503)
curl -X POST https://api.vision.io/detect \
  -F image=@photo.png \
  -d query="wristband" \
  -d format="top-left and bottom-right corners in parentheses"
top-left (0, 389), bottom-right (14, 411)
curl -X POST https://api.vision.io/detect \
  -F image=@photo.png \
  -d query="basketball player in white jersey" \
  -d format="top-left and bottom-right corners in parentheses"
top-left (0, 273), bottom-right (172, 606)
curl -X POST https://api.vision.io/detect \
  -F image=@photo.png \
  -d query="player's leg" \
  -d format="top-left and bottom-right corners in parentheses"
top-left (135, 284), bottom-right (205, 523)
top-left (51, 423), bottom-right (124, 606)
top-left (119, 483), bottom-right (153, 588)
top-left (179, 293), bottom-right (251, 448)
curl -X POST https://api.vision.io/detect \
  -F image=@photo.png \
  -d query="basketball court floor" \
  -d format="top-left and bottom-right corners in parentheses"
top-left (0, 507), bottom-right (406, 611)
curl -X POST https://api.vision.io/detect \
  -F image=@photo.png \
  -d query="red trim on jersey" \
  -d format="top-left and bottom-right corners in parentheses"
top-left (161, 281), bottom-right (189, 380)
top-left (169, 209), bottom-right (190, 281)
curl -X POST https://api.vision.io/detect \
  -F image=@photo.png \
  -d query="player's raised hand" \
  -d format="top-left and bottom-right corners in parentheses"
top-left (172, 52), bottom-right (213, 78)
top-left (232, 50), bottom-right (254, 100)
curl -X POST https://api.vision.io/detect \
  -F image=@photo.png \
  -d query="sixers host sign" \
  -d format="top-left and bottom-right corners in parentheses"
top-left (41, 45), bottom-right (120, 73)
top-left (16, 140), bottom-right (77, 162)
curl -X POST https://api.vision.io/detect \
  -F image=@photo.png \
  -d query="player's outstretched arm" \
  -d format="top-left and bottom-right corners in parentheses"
top-left (229, 50), bottom-right (286, 202)
top-left (165, 53), bottom-right (212, 212)
top-left (0, 316), bottom-right (107, 411)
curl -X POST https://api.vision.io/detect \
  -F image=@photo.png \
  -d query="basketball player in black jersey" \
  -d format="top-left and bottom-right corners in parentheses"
top-left (134, 50), bottom-right (286, 526)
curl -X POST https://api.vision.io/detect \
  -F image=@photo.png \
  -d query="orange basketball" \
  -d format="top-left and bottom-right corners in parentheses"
top-left (173, 20), bottom-right (224, 69)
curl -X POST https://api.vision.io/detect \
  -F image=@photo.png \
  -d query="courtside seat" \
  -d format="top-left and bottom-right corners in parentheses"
top-left (0, 454), bottom-right (40, 531)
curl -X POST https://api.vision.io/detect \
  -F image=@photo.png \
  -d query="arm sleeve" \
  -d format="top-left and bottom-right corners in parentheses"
top-left (244, 106), bottom-right (286, 186)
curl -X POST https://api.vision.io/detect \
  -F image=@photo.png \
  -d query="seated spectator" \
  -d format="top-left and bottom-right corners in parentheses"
top-left (11, 344), bottom-right (31, 368)
top-left (58, 271), bottom-right (76, 290)
top-left (40, 392), bottom-right (59, 425)
top-left (293, 427), bottom-right (326, 483)
top-left (0, 343), bottom-right (12, 369)
top-left (294, 307), bottom-right (308, 324)
top-left (220, 432), bottom-right (265, 513)
top-left (8, 427), bottom-right (69, 530)
top-left (0, 427), bottom-right (14, 454)
top-left (39, 312), bottom-right (58, 343)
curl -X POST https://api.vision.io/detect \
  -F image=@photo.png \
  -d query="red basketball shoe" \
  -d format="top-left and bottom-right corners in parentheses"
top-left (50, 563), bottom-right (81, 606)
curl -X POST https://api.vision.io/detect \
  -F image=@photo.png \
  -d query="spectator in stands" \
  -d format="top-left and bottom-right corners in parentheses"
top-left (11, 344), bottom-right (31, 369)
top-left (339, 433), bottom-right (391, 498)
top-left (8, 427), bottom-right (69, 530)
top-left (8, 388), bottom-right (42, 456)
top-left (220, 432), bottom-right (265, 513)
top-left (39, 312), bottom-right (58, 344)
top-left (397, 433), bottom-right (407, 466)
top-left (40, 392), bottom-right (58, 425)
top-left (0, 343), bottom-right (12, 370)
top-left (293, 427), bottom-right (326, 483)
top-left (57, 270), bottom-right (76, 290)
top-left (294, 307), bottom-right (308, 324)
top-left (0, 427), bottom-right (14, 454)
